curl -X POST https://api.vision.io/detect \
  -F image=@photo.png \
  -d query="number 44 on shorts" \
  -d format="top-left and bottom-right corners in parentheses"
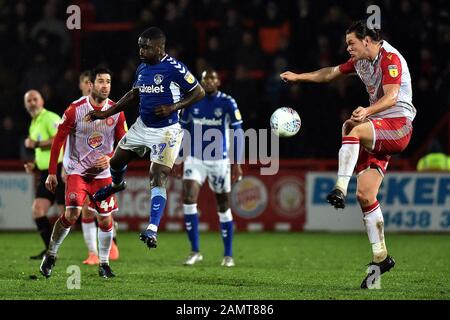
top-left (100, 198), bottom-right (115, 211)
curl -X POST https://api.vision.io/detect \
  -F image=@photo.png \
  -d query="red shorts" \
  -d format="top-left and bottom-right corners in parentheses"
top-left (65, 175), bottom-right (118, 216)
top-left (356, 117), bottom-right (413, 175)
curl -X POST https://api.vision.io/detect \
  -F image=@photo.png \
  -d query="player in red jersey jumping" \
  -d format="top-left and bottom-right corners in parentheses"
top-left (281, 21), bottom-right (416, 288)
top-left (40, 67), bottom-right (127, 278)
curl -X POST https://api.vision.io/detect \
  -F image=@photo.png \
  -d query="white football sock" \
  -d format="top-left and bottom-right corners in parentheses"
top-left (362, 201), bottom-right (387, 263)
top-left (183, 203), bottom-right (198, 215)
top-left (98, 226), bottom-right (113, 264)
top-left (82, 219), bottom-right (98, 254)
top-left (48, 218), bottom-right (72, 256)
top-left (336, 136), bottom-right (360, 195)
top-left (218, 209), bottom-right (233, 223)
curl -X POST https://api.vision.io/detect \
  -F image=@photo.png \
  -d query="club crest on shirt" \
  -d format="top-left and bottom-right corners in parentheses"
top-left (388, 65), bottom-right (399, 77)
top-left (214, 108), bottom-right (222, 117)
top-left (68, 192), bottom-right (78, 201)
top-left (87, 131), bottom-right (104, 149)
top-left (106, 117), bottom-right (115, 126)
top-left (154, 74), bottom-right (164, 85)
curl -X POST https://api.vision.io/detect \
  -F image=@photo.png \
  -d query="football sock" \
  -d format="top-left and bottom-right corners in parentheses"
top-left (362, 201), bottom-right (387, 263)
top-left (336, 136), bottom-right (360, 195)
top-left (48, 215), bottom-right (73, 256)
top-left (98, 221), bottom-right (113, 264)
top-left (218, 209), bottom-right (233, 257)
top-left (183, 204), bottom-right (199, 252)
top-left (111, 165), bottom-right (127, 187)
top-left (34, 216), bottom-right (52, 249)
top-left (113, 221), bottom-right (118, 244)
top-left (81, 217), bottom-right (98, 254)
top-left (147, 186), bottom-right (167, 233)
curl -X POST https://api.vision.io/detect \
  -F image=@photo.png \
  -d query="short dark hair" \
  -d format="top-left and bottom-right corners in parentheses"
top-left (89, 67), bottom-right (112, 83)
top-left (79, 70), bottom-right (92, 82)
top-left (140, 27), bottom-right (166, 42)
top-left (346, 20), bottom-right (382, 41)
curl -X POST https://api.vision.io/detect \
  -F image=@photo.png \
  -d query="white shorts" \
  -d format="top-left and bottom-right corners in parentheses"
top-left (118, 117), bottom-right (183, 168)
top-left (183, 156), bottom-right (231, 193)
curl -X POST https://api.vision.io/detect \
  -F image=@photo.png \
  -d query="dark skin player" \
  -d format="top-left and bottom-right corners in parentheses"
top-left (177, 70), bottom-right (243, 214)
top-left (84, 34), bottom-right (205, 197)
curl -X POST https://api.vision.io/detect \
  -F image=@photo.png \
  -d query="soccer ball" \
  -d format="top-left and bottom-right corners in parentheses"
top-left (270, 107), bottom-right (301, 137)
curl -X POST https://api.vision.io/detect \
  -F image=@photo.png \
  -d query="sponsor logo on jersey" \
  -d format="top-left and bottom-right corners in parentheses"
top-left (154, 74), bottom-right (164, 85)
top-left (139, 85), bottom-right (165, 93)
top-left (388, 65), bottom-right (399, 77)
top-left (106, 117), bottom-right (115, 126)
top-left (87, 131), bottom-right (104, 149)
top-left (193, 108), bottom-right (199, 115)
top-left (387, 53), bottom-right (393, 60)
top-left (193, 117), bottom-right (223, 126)
top-left (184, 72), bottom-right (195, 84)
top-left (214, 108), bottom-right (222, 117)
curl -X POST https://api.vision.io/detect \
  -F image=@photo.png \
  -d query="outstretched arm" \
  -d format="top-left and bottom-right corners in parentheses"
top-left (85, 88), bottom-right (140, 121)
top-left (280, 66), bottom-right (344, 84)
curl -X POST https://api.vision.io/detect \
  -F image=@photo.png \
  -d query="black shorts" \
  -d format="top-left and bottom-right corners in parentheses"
top-left (35, 163), bottom-right (65, 205)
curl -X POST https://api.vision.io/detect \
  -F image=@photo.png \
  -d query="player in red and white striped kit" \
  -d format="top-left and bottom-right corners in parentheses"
top-left (77, 70), bottom-right (120, 265)
top-left (281, 21), bottom-right (416, 288)
top-left (40, 67), bottom-right (127, 278)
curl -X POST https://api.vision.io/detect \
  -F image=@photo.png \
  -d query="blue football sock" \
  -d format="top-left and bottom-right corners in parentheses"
top-left (220, 221), bottom-right (233, 257)
top-left (149, 187), bottom-right (167, 230)
top-left (183, 204), bottom-right (199, 252)
top-left (219, 209), bottom-right (234, 257)
top-left (110, 165), bottom-right (127, 186)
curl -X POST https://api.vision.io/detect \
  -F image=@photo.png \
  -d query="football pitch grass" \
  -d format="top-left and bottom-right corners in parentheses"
top-left (0, 232), bottom-right (449, 300)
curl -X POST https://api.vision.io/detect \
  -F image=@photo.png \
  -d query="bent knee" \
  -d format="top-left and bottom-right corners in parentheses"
top-left (217, 203), bottom-right (230, 213)
top-left (65, 208), bottom-right (81, 224)
top-left (32, 200), bottom-right (51, 218)
top-left (183, 194), bottom-right (197, 204)
top-left (342, 120), bottom-right (357, 136)
top-left (97, 216), bottom-right (113, 230)
top-left (150, 171), bottom-right (169, 188)
top-left (356, 190), bottom-right (377, 208)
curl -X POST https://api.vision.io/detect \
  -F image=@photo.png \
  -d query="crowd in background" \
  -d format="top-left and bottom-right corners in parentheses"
top-left (0, 0), bottom-right (449, 160)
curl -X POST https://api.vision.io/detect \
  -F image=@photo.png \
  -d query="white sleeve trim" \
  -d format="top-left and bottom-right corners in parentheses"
top-left (187, 82), bottom-right (199, 92)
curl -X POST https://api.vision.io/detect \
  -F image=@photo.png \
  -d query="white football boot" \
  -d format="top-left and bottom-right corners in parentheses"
top-left (183, 252), bottom-right (203, 265)
top-left (221, 256), bottom-right (235, 267)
